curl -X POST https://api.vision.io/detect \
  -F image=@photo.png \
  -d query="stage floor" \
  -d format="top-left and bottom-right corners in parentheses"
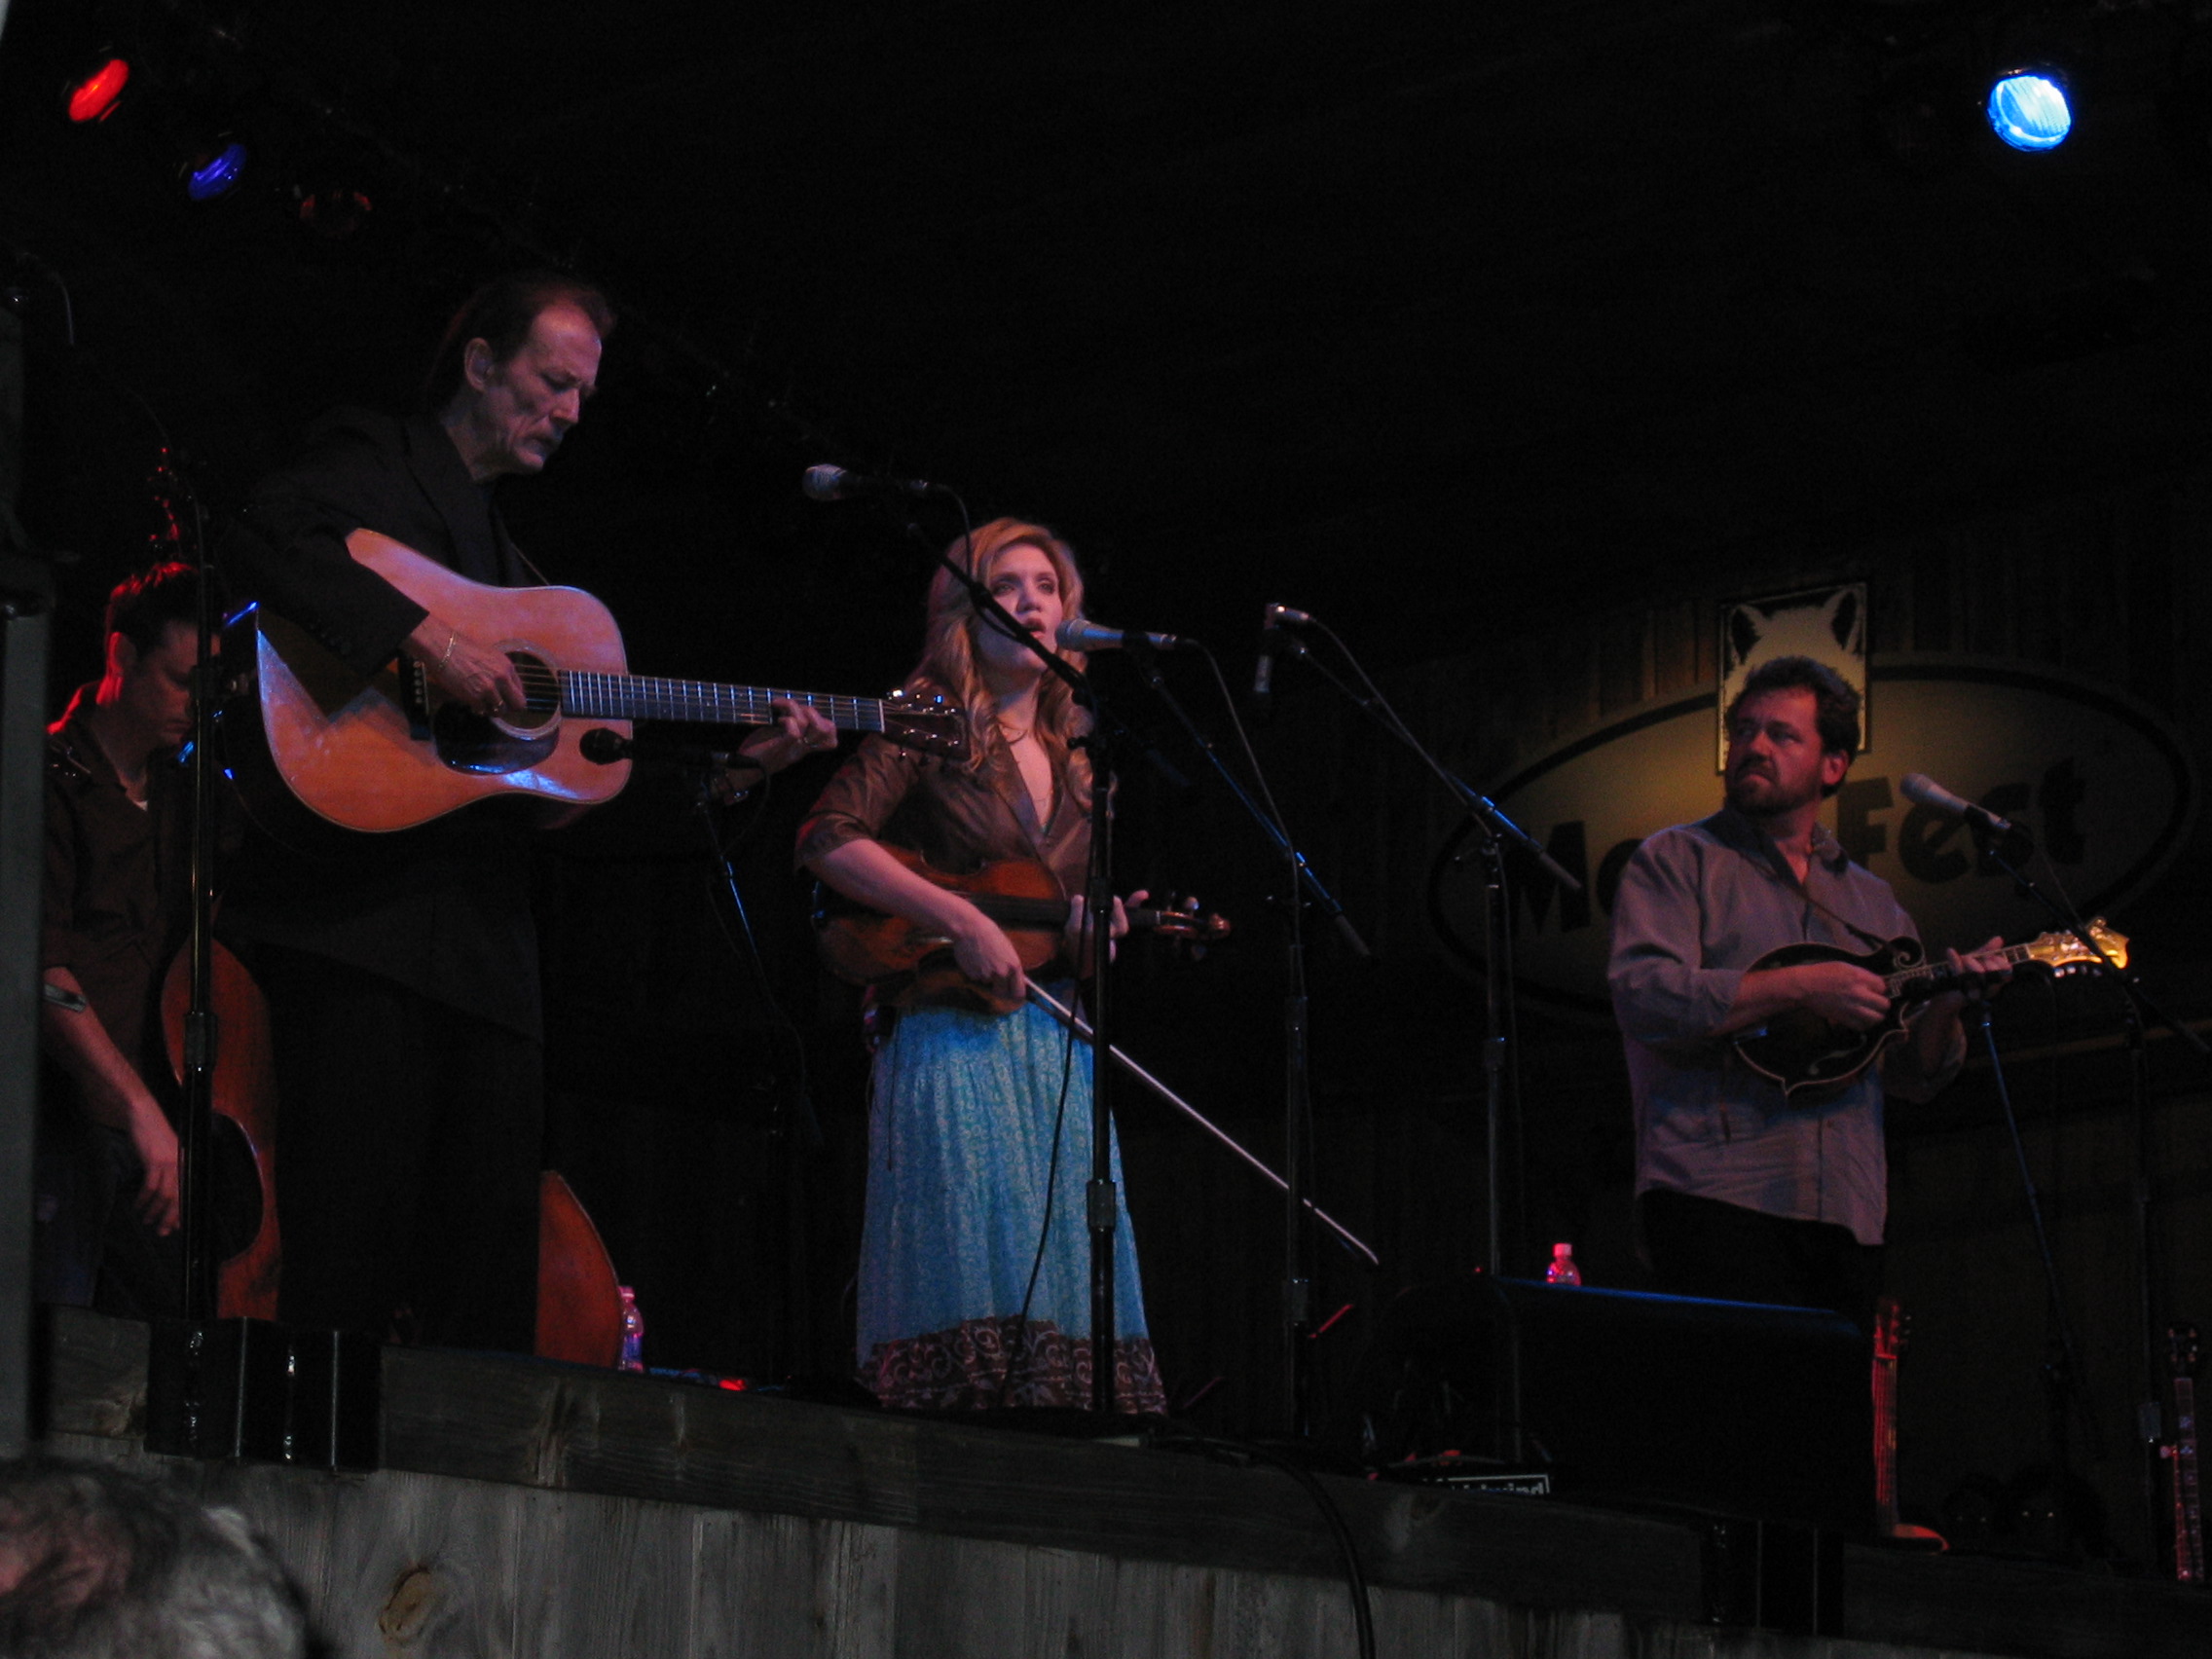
top-left (33, 1308), bottom-right (2212, 1659)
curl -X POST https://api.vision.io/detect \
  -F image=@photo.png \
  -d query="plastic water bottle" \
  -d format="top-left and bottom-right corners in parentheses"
top-left (1545, 1243), bottom-right (1582, 1287)
top-left (618, 1285), bottom-right (645, 1372)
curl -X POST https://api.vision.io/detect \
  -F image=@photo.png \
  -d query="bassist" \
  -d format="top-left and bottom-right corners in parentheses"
top-left (1607, 655), bottom-right (2010, 1331)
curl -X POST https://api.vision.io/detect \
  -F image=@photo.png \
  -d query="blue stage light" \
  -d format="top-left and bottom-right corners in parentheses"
top-left (183, 138), bottom-right (249, 202)
top-left (1987, 71), bottom-right (2072, 152)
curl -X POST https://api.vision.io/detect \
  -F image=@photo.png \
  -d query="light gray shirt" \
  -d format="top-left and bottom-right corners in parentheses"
top-left (1607, 806), bottom-right (1965, 1245)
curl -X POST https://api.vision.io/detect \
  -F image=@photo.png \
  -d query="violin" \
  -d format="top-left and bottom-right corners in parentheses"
top-left (813, 845), bottom-right (1230, 1015)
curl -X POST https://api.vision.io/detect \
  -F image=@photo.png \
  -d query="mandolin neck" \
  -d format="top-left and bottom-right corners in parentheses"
top-left (560, 671), bottom-right (895, 733)
top-left (1884, 940), bottom-right (2035, 1000)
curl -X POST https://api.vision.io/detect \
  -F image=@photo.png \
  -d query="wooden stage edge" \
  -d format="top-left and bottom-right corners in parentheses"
top-left (32, 1308), bottom-right (2212, 1659)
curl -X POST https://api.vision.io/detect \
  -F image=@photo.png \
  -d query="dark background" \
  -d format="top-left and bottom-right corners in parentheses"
top-left (8, 0), bottom-right (2212, 1568)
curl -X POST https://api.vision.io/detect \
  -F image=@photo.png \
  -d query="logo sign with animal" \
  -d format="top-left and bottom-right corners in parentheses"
top-left (1717, 584), bottom-right (1868, 768)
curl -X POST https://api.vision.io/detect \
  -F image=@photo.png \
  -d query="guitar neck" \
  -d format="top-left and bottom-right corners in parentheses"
top-left (561, 672), bottom-right (894, 734)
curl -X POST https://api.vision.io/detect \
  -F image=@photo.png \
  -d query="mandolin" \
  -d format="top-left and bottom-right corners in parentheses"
top-left (1733, 920), bottom-right (2126, 1097)
top-left (222, 530), bottom-right (966, 846)
top-left (814, 845), bottom-right (1230, 1014)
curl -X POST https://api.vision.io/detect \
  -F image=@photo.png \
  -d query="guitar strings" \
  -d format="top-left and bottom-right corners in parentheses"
top-left (553, 669), bottom-right (901, 732)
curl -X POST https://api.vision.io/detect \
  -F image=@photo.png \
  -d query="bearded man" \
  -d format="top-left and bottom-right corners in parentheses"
top-left (1606, 654), bottom-right (2009, 1329)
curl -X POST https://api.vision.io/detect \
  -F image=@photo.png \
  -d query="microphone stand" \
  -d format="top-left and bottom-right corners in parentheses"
top-left (171, 448), bottom-right (223, 1323)
top-left (1272, 622), bottom-right (1580, 1278)
top-left (1113, 641), bottom-right (1373, 1436)
top-left (1967, 817), bottom-right (2209, 1557)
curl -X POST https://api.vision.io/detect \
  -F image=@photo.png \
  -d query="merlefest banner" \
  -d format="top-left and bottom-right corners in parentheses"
top-left (1433, 628), bottom-right (2196, 1021)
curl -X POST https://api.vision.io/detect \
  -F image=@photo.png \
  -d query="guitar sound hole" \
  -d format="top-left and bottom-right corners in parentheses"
top-left (504, 652), bottom-right (560, 732)
top-left (431, 703), bottom-right (559, 775)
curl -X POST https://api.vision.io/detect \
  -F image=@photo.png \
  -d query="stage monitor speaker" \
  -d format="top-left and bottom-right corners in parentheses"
top-left (1337, 1276), bottom-right (1871, 1536)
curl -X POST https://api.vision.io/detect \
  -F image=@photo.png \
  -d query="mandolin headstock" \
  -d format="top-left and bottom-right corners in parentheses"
top-left (2026, 917), bottom-right (2128, 977)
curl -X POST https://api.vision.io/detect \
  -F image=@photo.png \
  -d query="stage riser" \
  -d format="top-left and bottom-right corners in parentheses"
top-left (35, 1309), bottom-right (2210, 1659)
top-left (28, 1433), bottom-right (2057, 1659)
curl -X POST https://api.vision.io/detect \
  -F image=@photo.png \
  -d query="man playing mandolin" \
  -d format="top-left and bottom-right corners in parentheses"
top-left (1608, 654), bottom-right (2010, 1330)
top-left (217, 273), bottom-right (834, 1351)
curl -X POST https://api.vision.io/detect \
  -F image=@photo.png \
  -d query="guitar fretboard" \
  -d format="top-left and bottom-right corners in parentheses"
top-left (553, 669), bottom-right (897, 733)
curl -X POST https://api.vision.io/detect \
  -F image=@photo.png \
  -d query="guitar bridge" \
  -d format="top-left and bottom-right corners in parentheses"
top-left (401, 656), bottom-right (433, 742)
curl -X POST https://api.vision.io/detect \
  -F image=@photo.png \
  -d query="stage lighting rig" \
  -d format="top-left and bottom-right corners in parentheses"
top-left (61, 55), bottom-right (132, 125)
top-left (179, 134), bottom-right (250, 203)
top-left (1985, 67), bottom-right (2074, 151)
top-left (293, 180), bottom-right (374, 241)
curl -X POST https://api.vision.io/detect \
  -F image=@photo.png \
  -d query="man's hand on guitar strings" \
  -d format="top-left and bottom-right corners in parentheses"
top-left (408, 613), bottom-right (528, 715)
top-left (1788, 959), bottom-right (1893, 1031)
top-left (738, 696), bottom-right (839, 775)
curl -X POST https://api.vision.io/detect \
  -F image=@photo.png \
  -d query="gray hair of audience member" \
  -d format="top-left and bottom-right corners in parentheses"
top-left (0, 1457), bottom-right (306, 1658)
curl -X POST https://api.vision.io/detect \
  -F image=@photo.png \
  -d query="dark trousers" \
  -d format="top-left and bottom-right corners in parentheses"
top-left (258, 948), bottom-right (542, 1352)
top-left (33, 1109), bottom-right (184, 1320)
top-left (1639, 1188), bottom-right (1884, 1333)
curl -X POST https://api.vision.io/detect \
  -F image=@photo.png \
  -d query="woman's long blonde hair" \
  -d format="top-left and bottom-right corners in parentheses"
top-left (915, 517), bottom-right (1091, 785)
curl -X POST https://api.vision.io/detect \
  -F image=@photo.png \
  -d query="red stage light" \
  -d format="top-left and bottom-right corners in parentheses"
top-left (297, 183), bottom-right (373, 240)
top-left (64, 57), bottom-right (131, 125)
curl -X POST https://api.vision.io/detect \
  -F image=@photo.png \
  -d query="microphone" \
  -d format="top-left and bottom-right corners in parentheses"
top-left (1254, 603), bottom-right (1312, 714)
top-left (1054, 618), bottom-right (1185, 653)
top-left (1899, 772), bottom-right (2032, 849)
top-left (1254, 608), bottom-right (1281, 714)
top-left (801, 463), bottom-right (934, 502)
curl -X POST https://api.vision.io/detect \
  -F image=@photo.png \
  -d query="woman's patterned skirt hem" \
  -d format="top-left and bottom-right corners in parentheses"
top-left (863, 1315), bottom-right (1166, 1415)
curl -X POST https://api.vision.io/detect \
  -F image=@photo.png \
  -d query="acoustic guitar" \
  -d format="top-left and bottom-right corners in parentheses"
top-left (814, 845), bottom-right (1231, 1014)
top-left (1733, 920), bottom-right (2126, 1097)
top-left (221, 530), bottom-right (966, 844)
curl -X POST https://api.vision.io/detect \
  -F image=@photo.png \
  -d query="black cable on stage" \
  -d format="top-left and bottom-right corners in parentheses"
top-left (1148, 1426), bottom-right (1378, 1659)
top-left (993, 991), bottom-right (1083, 1410)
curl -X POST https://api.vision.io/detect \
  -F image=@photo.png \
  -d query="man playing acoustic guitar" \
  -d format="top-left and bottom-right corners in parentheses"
top-left (1607, 654), bottom-right (2010, 1330)
top-left (217, 273), bottom-right (833, 1351)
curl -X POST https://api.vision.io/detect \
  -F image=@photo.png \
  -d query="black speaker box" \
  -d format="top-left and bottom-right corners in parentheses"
top-left (1339, 1276), bottom-right (1871, 1535)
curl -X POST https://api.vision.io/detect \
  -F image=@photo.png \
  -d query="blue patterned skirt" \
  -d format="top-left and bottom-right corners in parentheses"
top-left (856, 994), bottom-right (1165, 1414)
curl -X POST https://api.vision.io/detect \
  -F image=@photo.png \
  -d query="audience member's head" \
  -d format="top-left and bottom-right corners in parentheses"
top-left (0, 1457), bottom-right (306, 1658)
